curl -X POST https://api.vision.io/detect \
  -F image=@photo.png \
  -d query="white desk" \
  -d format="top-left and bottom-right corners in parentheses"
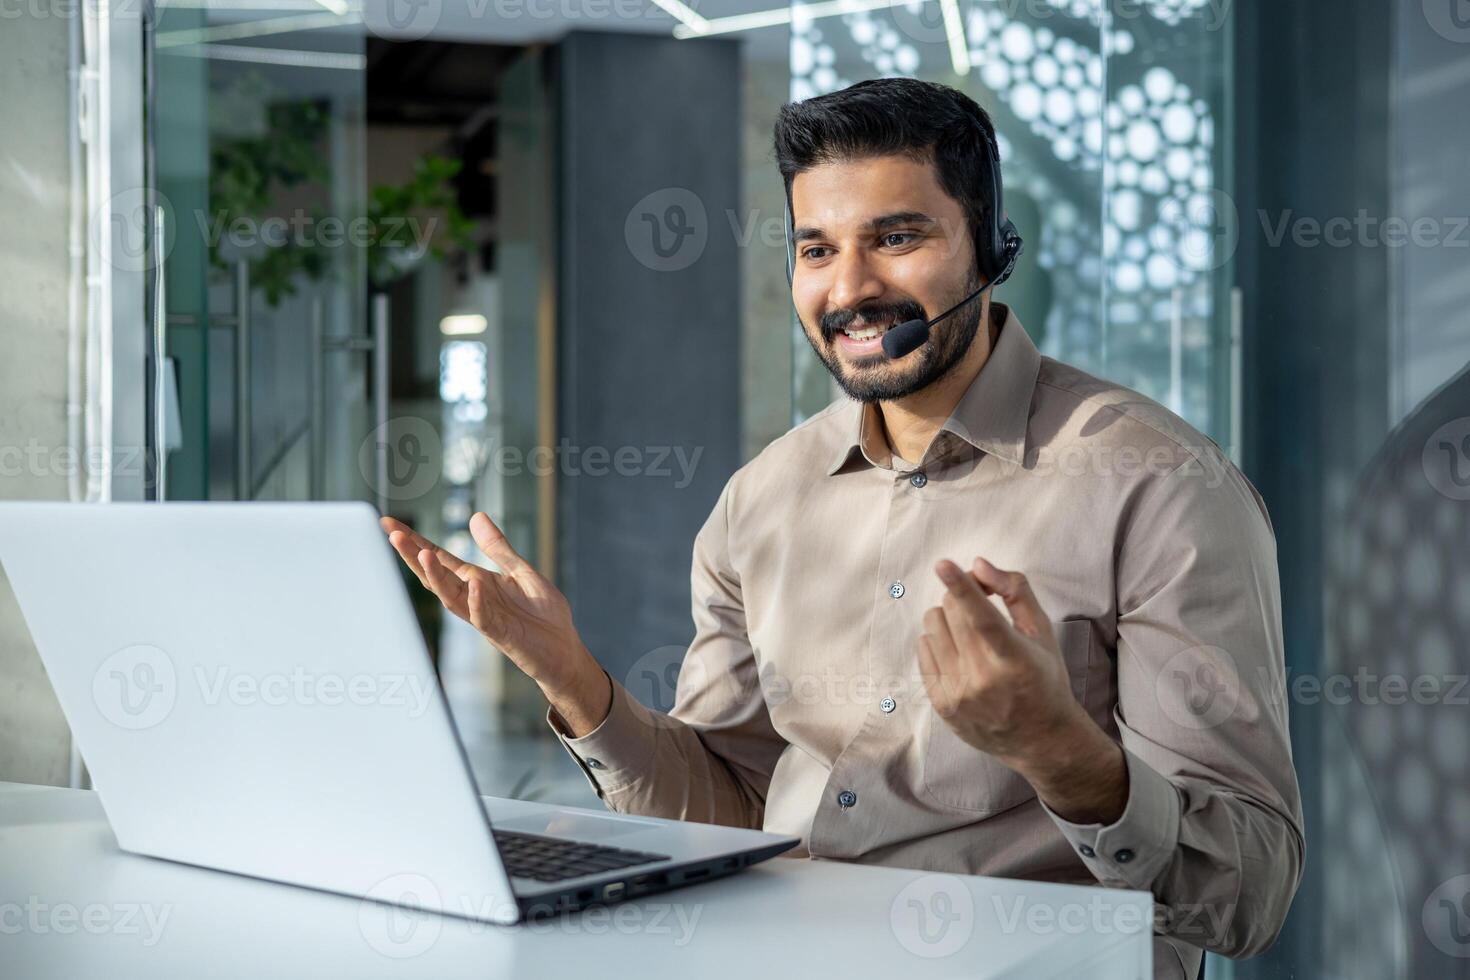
top-left (0, 782), bottom-right (1152, 979)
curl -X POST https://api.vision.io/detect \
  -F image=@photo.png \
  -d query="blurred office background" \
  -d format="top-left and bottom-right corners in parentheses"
top-left (1, 0), bottom-right (1468, 975)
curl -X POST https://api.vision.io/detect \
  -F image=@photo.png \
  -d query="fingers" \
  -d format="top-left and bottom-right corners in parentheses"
top-left (383, 518), bottom-right (523, 645)
top-left (921, 604), bottom-right (962, 674)
top-left (970, 557), bottom-right (1054, 643)
top-left (916, 630), bottom-right (940, 680)
top-left (386, 530), bottom-right (433, 590)
top-left (466, 578), bottom-right (486, 633)
top-left (420, 548), bottom-right (468, 616)
top-left (465, 577), bottom-right (500, 640)
top-left (934, 559), bottom-right (1008, 642)
top-left (916, 634), bottom-right (954, 717)
top-left (382, 517), bottom-right (469, 580)
top-left (919, 605), bottom-right (968, 714)
top-left (468, 512), bottom-right (530, 574)
top-left (381, 516), bottom-right (435, 557)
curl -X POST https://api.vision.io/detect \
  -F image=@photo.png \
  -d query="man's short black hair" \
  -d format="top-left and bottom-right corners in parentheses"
top-left (773, 78), bottom-right (1000, 264)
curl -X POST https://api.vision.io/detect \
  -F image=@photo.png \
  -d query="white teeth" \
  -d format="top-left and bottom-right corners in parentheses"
top-left (843, 325), bottom-right (884, 341)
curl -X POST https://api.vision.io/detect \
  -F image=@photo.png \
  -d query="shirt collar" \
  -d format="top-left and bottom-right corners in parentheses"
top-left (824, 303), bottom-right (1042, 475)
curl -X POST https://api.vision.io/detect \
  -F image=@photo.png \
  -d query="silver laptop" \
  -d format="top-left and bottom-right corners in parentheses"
top-left (0, 501), bottom-right (797, 923)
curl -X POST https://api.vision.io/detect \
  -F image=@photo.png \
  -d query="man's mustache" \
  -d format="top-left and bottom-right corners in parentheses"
top-left (820, 300), bottom-right (926, 341)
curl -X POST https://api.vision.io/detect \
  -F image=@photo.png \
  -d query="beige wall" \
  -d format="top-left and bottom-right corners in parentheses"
top-left (0, 14), bottom-right (78, 786)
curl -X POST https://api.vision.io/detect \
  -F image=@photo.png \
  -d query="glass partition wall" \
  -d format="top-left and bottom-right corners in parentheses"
top-left (151, 1), bottom-right (371, 504)
top-left (789, 0), bottom-right (1237, 462)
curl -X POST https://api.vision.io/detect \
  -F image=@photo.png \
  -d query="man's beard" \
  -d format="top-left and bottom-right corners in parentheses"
top-left (802, 272), bottom-right (985, 403)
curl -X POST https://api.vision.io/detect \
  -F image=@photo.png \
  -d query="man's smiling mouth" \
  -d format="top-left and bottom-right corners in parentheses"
top-left (832, 319), bottom-right (904, 357)
top-left (841, 323), bottom-right (891, 341)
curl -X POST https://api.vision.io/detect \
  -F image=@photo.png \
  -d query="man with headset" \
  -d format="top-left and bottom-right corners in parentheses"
top-left (383, 78), bottom-right (1303, 979)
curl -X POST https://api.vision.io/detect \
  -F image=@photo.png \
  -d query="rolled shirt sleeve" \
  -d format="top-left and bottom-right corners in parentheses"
top-left (1043, 450), bottom-right (1306, 958)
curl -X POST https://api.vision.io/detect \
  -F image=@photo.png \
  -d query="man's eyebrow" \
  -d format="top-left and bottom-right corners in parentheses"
top-left (868, 210), bottom-right (936, 231)
top-left (792, 211), bottom-right (937, 244)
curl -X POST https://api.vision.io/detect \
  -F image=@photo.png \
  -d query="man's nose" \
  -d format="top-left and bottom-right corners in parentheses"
top-left (826, 250), bottom-right (885, 313)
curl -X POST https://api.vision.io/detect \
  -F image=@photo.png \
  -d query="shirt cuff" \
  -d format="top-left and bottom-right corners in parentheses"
top-left (1041, 747), bottom-right (1181, 890)
top-left (547, 675), bottom-right (661, 797)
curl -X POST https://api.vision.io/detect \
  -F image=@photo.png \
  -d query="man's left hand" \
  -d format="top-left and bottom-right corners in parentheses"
top-left (917, 557), bottom-right (1128, 825)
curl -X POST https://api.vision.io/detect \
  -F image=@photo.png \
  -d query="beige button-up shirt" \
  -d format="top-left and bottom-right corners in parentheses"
top-left (550, 306), bottom-right (1304, 979)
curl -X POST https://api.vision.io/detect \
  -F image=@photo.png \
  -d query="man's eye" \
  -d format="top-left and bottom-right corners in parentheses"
top-left (802, 246), bottom-right (831, 261)
top-left (883, 232), bottom-right (915, 247)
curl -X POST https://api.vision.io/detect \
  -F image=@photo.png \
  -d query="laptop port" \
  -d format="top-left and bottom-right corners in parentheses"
top-left (632, 872), bottom-right (668, 888)
top-left (602, 882), bottom-right (626, 901)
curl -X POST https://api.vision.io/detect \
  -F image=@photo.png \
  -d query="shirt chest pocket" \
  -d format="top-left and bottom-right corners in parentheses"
top-left (919, 618), bottom-right (1096, 814)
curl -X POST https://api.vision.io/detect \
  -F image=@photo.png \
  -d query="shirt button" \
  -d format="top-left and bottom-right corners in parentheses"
top-left (1114, 848), bottom-right (1135, 864)
top-left (909, 472), bottom-right (928, 488)
top-left (879, 697), bottom-right (896, 713)
top-left (888, 581), bottom-right (905, 599)
top-left (837, 789), bottom-right (857, 809)
top-left (585, 758), bottom-right (605, 770)
top-left (1078, 844), bottom-right (1096, 858)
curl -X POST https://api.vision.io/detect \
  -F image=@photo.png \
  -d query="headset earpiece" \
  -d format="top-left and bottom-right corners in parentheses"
top-left (988, 216), bottom-right (1023, 288)
top-left (976, 131), bottom-right (1023, 289)
top-left (784, 199), bottom-right (796, 286)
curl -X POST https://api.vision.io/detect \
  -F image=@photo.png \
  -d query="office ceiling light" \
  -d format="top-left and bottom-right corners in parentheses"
top-left (938, 0), bottom-right (970, 75)
top-left (650, 0), bottom-right (712, 35)
top-left (440, 314), bottom-right (488, 336)
top-left (673, 0), bottom-right (914, 39)
top-left (160, 0), bottom-right (360, 8)
top-left (168, 43), bottom-right (367, 70)
top-left (155, 11), bottom-right (353, 48)
top-left (313, 0), bottom-right (349, 13)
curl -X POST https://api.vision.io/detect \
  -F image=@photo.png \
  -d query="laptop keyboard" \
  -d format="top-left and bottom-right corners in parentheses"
top-left (493, 829), bottom-right (670, 882)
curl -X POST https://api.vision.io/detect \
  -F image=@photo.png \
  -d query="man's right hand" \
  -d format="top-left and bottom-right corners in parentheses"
top-left (380, 512), bottom-right (612, 736)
